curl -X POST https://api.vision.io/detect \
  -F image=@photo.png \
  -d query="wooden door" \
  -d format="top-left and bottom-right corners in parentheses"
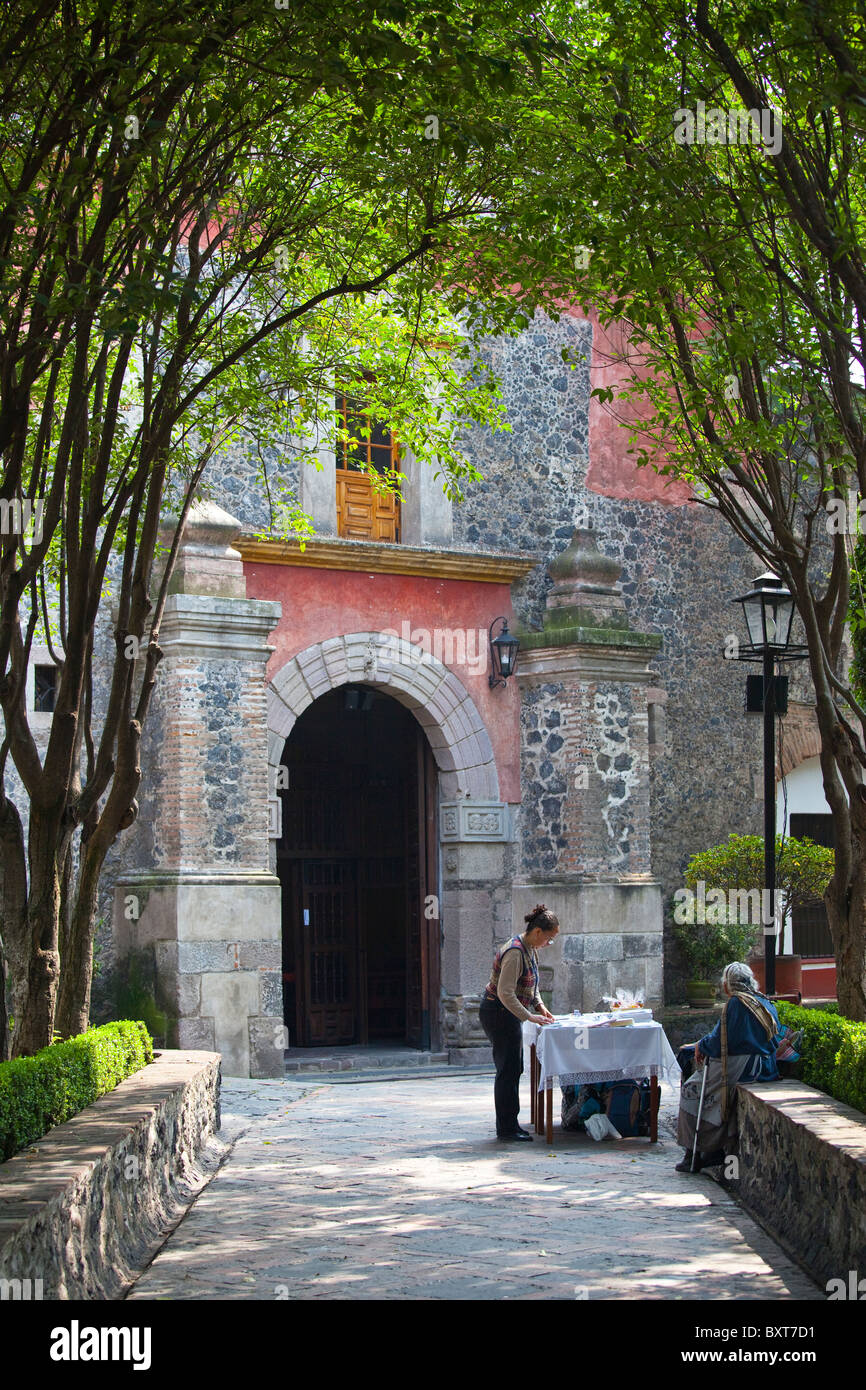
top-left (790, 813), bottom-right (835, 956)
top-left (300, 859), bottom-right (358, 1046)
top-left (279, 750), bottom-right (361, 1047)
top-left (336, 468), bottom-right (400, 541)
top-left (276, 690), bottom-right (439, 1049)
top-left (405, 728), bottom-right (439, 1048)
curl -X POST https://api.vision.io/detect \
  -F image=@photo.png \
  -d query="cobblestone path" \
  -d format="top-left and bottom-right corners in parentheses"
top-left (127, 1074), bottom-right (820, 1301)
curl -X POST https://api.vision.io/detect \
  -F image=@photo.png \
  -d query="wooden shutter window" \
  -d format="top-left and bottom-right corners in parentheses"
top-left (335, 387), bottom-right (401, 542)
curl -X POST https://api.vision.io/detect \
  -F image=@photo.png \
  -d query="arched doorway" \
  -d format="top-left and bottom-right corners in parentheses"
top-left (276, 686), bottom-right (439, 1050)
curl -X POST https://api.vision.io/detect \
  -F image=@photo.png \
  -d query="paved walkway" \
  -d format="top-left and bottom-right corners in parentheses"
top-left (127, 1074), bottom-right (820, 1301)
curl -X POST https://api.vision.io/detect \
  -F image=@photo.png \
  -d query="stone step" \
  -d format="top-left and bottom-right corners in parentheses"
top-left (284, 1049), bottom-right (449, 1075)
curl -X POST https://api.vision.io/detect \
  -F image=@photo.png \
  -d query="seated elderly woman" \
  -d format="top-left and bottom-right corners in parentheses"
top-left (676, 960), bottom-right (780, 1173)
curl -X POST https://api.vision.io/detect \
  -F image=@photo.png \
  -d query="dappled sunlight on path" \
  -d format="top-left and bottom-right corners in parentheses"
top-left (127, 1075), bottom-right (820, 1301)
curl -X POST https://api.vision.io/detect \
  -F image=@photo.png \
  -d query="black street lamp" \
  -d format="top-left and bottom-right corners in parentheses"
top-left (727, 573), bottom-right (808, 996)
top-left (488, 617), bottom-right (520, 689)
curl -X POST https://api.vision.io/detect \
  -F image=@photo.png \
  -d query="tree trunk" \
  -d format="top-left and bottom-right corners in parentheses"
top-left (12, 810), bottom-right (63, 1056)
top-left (0, 793), bottom-right (29, 1053)
top-left (0, 933), bottom-right (8, 1062)
top-left (54, 850), bottom-right (102, 1039)
top-left (826, 816), bottom-right (866, 1023)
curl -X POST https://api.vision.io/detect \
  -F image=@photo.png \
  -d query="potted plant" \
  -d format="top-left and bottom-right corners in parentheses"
top-left (674, 833), bottom-right (835, 1002)
top-left (673, 911), bottom-right (759, 1007)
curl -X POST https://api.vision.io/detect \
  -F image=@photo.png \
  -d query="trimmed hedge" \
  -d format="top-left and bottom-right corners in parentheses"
top-left (0, 1020), bottom-right (153, 1161)
top-left (776, 1002), bottom-right (866, 1116)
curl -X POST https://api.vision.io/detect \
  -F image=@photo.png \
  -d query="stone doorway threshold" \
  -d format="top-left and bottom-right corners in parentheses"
top-left (283, 1044), bottom-right (493, 1082)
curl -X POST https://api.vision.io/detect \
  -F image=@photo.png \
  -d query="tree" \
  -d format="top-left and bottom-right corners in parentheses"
top-left (528, 0), bottom-right (866, 1018)
top-left (682, 831), bottom-right (835, 924)
top-left (674, 831), bottom-right (835, 983)
top-left (0, 0), bottom-right (572, 1056)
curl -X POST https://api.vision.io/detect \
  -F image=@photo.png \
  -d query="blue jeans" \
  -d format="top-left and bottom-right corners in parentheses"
top-left (479, 997), bottom-right (524, 1135)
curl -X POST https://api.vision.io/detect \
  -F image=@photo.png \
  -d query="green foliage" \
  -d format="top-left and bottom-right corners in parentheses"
top-left (529, 0), bottom-right (866, 1015)
top-left (674, 832), bottom-right (835, 981)
top-left (776, 1002), bottom-right (866, 1116)
top-left (672, 915), bottom-right (758, 982)
top-left (0, 1021), bottom-right (153, 1161)
top-left (849, 534), bottom-right (866, 708)
top-left (2, 0), bottom-right (576, 1049)
top-left (684, 834), bottom-right (835, 921)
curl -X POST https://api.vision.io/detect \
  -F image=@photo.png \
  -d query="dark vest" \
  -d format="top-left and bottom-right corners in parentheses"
top-left (484, 935), bottom-right (538, 1008)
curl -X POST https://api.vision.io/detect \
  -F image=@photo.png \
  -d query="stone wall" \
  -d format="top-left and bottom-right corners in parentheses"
top-left (734, 1080), bottom-right (866, 1289)
top-left (110, 503), bottom-right (285, 1078)
top-left (453, 310), bottom-right (770, 1002)
top-left (440, 836), bottom-right (520, 1063)
top-left (513, 528), bottom-right (664, 1013)
top-left (85, 308), bottom-right (801, 1049)
top-left (0, 1051), bottom-right (222, 1300)
top-left (96, 308), bottom-right (778, 1042)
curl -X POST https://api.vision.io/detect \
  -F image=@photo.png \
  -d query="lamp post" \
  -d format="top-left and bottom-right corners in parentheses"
top-left (727, 573), bottom-right (807, 995)
top-left (488, 617), bottom-right (520, 689)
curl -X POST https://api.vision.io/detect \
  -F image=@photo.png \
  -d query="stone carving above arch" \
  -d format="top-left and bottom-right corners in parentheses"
top-left (266, 631), bottom-right (500, 803)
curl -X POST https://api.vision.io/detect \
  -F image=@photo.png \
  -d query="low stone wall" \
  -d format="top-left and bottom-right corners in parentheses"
top-left (735, 1080), bottom-right (866, 1290)
top-left (0, 1050), bottom-right (222, 1300)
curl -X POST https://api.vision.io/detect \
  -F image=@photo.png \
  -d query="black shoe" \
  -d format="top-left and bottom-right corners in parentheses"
top-left (675, 1151), bottom-right (696, 1172)
top-left (698, 1149), bottom-right (726, 1169)
top-left (497, 1130), bottom-right (534, 1142)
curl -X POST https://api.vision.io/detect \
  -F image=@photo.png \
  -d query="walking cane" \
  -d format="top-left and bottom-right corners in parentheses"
top-left (690, 1054), bottom-right (708, 1173)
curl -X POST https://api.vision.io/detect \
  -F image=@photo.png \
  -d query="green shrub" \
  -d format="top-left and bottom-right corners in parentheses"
top-left (672, 916), bottom-right (758, 981)
top-left (0, 1020), bottom-right (153, 1161)
top-left (684, 833), bottom-right (835, 920)
top-left (776, 1002), bottom-right (866, 1115)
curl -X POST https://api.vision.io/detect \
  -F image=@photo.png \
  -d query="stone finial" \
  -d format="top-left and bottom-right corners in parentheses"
top-left (159, 499), bottom-right (247, 599)
top-left (545, 527), bottom-right (627, 628)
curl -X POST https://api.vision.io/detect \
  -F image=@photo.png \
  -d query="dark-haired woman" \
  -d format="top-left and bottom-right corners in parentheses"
top-left (478, 905), bottom-right (559, 1142)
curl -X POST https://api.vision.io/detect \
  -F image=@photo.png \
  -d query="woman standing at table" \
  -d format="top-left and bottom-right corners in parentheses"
top-left (478, 905), bottom-right (559, 1142)
top-left (676, 960), bottom-right (779, 1172)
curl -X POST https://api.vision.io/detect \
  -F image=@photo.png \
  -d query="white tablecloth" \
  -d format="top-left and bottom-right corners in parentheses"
top-left (523, 1017), bottom-right (681, 1090)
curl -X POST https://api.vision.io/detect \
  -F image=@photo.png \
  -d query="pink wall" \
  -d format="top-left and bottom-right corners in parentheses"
top-left (244, 561), bottom-right (522, 802)
top-left (565, 305), bottom-right (692, 506)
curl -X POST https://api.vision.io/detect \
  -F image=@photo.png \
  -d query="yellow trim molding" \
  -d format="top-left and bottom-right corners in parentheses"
top-left (236, 535), bottom-right (539, 584)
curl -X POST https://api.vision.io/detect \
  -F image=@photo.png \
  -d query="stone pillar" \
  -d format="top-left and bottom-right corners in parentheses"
top-left (516, 528), bottom-right (664, 1011)
top-left (113, 502), bottom-right (284, 1077)
top-left (439, 800), bottom-right (518, 1064)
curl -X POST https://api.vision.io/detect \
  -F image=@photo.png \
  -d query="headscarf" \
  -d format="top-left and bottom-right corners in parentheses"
top-left (719, 961), bottom-right (777, 1118)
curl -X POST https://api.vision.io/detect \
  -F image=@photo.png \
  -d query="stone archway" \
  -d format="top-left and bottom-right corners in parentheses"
top-left (266, 631), bottom-right (500, 800)
top-left (778, 702), bottom-right (823, 779)
top-left (266, 632), bottom-right (512, 1061)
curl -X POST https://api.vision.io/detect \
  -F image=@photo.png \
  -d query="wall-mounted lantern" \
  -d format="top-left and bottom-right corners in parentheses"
top-left (488, 617), bottom-right (520, 689)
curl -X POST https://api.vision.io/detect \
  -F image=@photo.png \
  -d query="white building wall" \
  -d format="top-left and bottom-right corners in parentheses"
top-left (776, 755), bottom-right (831, 954)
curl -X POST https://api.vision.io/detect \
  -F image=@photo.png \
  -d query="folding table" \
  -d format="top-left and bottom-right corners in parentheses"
top-left (523, 1016), bottom-right (681, 1145)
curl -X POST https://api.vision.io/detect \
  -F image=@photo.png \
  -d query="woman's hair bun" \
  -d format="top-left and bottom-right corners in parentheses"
top-left (524, 903), bottom-right (559, 932)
